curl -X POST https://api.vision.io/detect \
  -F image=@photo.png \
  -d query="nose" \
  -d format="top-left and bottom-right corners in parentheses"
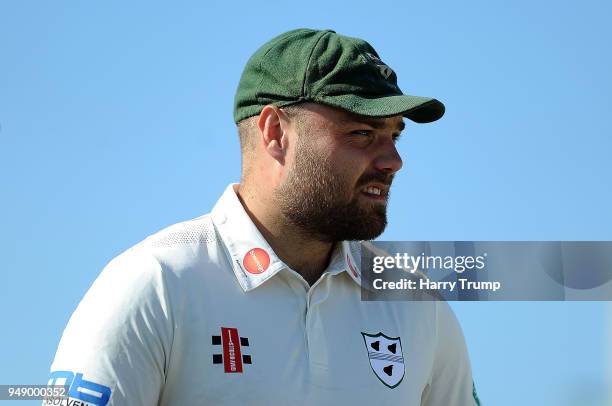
top-left (373, 140), bottom-right (403, 175)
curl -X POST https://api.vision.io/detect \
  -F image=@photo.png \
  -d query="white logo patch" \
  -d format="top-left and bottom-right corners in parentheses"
top-left (361, 331), bottom-right (405, 388)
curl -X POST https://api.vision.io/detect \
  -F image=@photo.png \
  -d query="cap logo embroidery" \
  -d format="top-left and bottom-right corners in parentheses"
top-left (365, 52), bottom-right (393, 79)
top-left (243, 248), bottom-right (271, 274)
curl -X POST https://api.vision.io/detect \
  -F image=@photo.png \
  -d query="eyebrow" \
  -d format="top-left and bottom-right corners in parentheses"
top-left (339, 116), bottom-right (405, 132)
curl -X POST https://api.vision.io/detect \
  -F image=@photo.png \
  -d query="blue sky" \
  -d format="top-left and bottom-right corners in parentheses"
top-left (1, 1), bottom-right (611, 405)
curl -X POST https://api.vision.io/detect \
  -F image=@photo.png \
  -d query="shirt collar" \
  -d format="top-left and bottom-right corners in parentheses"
top-left (211, 184), bottom-right (363, 291)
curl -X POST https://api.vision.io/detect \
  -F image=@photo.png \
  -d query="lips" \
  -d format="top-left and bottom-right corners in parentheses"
top-left (357, 173), bottom-right (393, 202)
top-left (361, 183), bottom-right (389, 201)
top-left (363, 185), bottom-right (382, 196)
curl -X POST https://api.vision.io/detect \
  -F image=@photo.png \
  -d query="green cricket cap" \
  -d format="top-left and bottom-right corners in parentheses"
top-left (234, 28), bottom-right (445, 124)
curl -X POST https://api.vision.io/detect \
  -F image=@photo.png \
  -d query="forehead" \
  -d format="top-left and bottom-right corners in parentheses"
top-left (299, 103), bottom-right (405, 132)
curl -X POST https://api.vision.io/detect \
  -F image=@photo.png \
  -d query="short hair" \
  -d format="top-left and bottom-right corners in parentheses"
top-left (237, 115), bottom-right (258, 160)
top-left (236, 104), bottom-right (306, 159)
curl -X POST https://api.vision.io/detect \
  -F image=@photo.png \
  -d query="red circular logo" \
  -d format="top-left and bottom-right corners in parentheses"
top-left (243, 248), bottom-right (271, 274)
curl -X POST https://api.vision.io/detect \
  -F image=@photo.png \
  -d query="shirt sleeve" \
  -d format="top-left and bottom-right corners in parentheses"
top-left (45, 247), bottom-right (174, 406)
top-left (421, 301), bottom-right (480, 406)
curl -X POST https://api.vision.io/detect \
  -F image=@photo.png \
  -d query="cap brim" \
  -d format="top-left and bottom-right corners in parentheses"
top-left (316, 94), bottom-right (445, 123)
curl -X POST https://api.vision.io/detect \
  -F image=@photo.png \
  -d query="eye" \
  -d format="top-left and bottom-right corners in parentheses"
top-left (347, 130), bottom-right (374, 147)
top-left (351, 130), bottom-right (373, 137)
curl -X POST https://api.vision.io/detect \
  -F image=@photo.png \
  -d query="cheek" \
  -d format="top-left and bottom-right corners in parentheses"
top-left (331, 147), bottom-right (370, 177)
top-left (326, 150), bottom-right (370, 193)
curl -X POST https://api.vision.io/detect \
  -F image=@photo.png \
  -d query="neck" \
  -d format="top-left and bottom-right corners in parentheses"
top-left (237, 184), bottom-right (334, 286)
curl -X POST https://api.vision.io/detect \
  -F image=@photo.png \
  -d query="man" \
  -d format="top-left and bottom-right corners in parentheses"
top-left (46, 28), bottom-right (480, 405)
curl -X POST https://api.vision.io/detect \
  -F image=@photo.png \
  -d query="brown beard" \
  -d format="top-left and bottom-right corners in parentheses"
top-left (274, 138), bottom-right (393, 242)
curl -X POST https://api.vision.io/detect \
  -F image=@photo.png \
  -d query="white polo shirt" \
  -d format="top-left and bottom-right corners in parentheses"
top-left (47, 184), bottom-right (480, 406)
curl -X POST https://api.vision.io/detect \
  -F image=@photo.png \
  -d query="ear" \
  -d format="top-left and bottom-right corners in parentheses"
top-left (257, 105), bottom-right (290, 164)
